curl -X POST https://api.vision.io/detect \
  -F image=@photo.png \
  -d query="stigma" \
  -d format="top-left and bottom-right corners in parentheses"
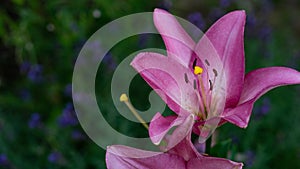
top-left (120, 93), bottom-right (129, 102)
top-left (194, 66), bottom-right (203, 75)
top-left (119, 93), bottom-right (149, 129)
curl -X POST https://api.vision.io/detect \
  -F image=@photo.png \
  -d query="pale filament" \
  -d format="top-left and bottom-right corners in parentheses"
top-left (120, 94), bottom-right (149, 129)
top-left (193, 65), bottom-right (218, 120)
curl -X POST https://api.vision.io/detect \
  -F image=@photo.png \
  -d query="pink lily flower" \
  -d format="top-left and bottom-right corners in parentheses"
top-left (106, 126), bottom-right (243, 169)
top-left (131, 8), bottom-right (300, 145)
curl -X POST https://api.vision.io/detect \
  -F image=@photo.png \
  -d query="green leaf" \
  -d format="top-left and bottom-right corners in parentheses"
top-left (210, 139), bottom-right (232, 158)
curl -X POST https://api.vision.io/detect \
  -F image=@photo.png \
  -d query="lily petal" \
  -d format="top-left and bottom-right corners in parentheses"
top-left (106, 145), bottom-right (185, 169)
top-left (221, 101), bottom-right (254, 128)
top-left (154, 8), bottom-right (195, 67)
top-left (240, 67), bottom-right (300, 103)
top-left (187, 156), bottom-right (243, 169)
top-left (149, 113), bottom-right (195, 151)
top-left (167, 131), bottom-right (200, 161)
top-left (149, 113), bottom-right (179, 145)
top-left (131, 52), bottom-right (199, 115)
top-left (223, 67), bottom-right (300, 128)
top-left (162, 114), bottom-right (195, 152)
top-left (196, 10), bottom-right (246, 108)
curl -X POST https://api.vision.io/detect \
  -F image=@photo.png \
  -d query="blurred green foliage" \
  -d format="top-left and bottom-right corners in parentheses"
top-left (0, 0), bottom-right (300, 169)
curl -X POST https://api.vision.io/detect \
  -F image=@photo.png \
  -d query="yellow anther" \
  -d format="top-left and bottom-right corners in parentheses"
top-left (194, 66), bottom-right (203, 75)
top-left (120, 93), bottom-right (128, 102)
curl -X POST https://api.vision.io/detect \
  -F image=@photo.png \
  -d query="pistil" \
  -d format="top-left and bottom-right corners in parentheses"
top-left (198, 74), bottom-right (208, 114)
top-left (120, 94), bottom-right (149, 129)
top-left (194, 66), bottom-right (209, 118)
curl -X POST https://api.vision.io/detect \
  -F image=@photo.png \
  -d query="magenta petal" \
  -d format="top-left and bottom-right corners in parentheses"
top-left (222, 101), bottom-right (254, 128)
top-left (106, 145), bottom-right (185, 169)
top-left (197, 10), bottom-right (246, 108)
top-left (131, 52), bottom-right (199, 115)
top-left (192, 116), bottom-right (222, 135)
top-left (167, 131), bottom-right (200, 161)
top-left (187, 156), bottom-right (243, 169)
top-left (154, 8), bottom-right (195, 67)
top-left (162, 114), bottom-right (195, 151)
top-left (149, 113), bottom-right (179, 145)
top-left (223, 67), bottom-right (300, 128)
top-left (149, 113), bottom-right (195, 150)
top-left (240, 67), bottom-right (300, 103)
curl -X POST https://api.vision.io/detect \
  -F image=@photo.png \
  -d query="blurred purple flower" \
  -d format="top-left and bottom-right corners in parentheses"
top-left (158, 0), bottom-right (172, 11)
top-left (208, 8), bottom-right (225, 22)
top-left (137, 34), bottom-right (150, 48)
top-left (20, 61), bottom-right (44, 82)
top-left (20, 61), bottom-right (31, 74)
top-left (74, 38), bottom-right (86, 55)
top-left (19, 89), bottom-right (31, 101)
top-left (0, 154), bottom-right (9, 166)
top-left (28, 113), bottom-right (42, 129)
top-left (187, 12), bottom-right (206, 30)
top-left (258, 26), bottom-right (272, 42)
top-left (48, 151), bottom-right (63, 164)
top-left (27, 64), bottom-right (43, 82)
top-left (71, 130), bottom-right (86, 140)
top-left (254, 98), bottom-right (271, 118)
top-left (103, 53), bottom-right (117, 70)
top-left (246, 13), bottom-right (257, 29)
top-left (64, 84), bottom-right (72, 97)
top-left (261, 0), bottom-right (274, 13)
top-left (245, 151), bottom-right (255, 167)
top-left (57, 103), bottom-right (78, 127)
top-left (231, 135), bottom-right (240, 145)
top-left (260, 98), bottom-right (271, 115)
top-left (220, 0), bottom-right (232, 8)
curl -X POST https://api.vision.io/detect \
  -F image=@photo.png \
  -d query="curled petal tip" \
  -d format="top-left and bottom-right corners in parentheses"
top-left (154, 8), bottom-right (168, 14)
top-left (229, 10), bottom-right (246, 17)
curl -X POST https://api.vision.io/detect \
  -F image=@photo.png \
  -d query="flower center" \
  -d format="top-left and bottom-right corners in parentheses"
top-left (192, 64), bottom-right (218, 121)
top-left (193, 66), bottom-right (208, 119)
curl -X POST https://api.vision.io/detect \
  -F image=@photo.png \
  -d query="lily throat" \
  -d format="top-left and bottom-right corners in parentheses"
top-left (184, 59), bottom-right (219, 120)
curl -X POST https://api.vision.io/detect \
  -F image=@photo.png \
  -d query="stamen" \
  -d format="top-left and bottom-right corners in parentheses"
top-left (194, 66), bottom-right (203, 75)
top-left (205, 59), bottom-right (210, 66)
top-left (184, 73), bottom-right (189, 83)
top-left (193, 86), bottom-right (206, 119)
top-left (120, 94), bottom-right (149, 129)
top-left (209, 80), bottom-right (213, 90)
top-left (193, 80), bottom-right (197, 90)
top-left (213, 69), bottom-right (218, 77)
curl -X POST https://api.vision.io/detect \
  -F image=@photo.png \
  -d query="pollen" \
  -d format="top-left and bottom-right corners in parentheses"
top-left (120, 93), bottom-right (128, 102)
top-left (194, 66), bottom-right (203, 75)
